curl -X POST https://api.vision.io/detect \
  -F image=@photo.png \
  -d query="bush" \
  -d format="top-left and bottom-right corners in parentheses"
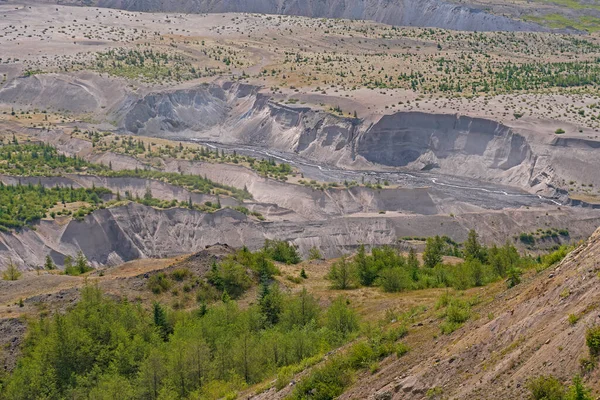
top-left (64, 251), bottom-right (93, 276)
top-left (566, 375), bottom-right (593, 400)
top-left (148, 273), bottom-right (173, 294)
top-left (506, 267), bottom-right (522, 288)
top-left (2, 259), bottom-right (21, 281)
top-left (437, 294), bottom-right (471, 334)
top-left (328, 256), bottom-right (357, 290)
top-left (347, 341), bottom-right (376, 369)
top-left (586, 325), bottom-right (600, 357)
top-left (170, 268), bottom-right (191, 281)
top-left (275, 365), bottom-right (295, 391)
top-left (326, 297), bottom-right (359, 338)
top-left (568, 314), bottom-right (580, 326)
top-left (527, 376), bottom-right (565, 400)
top-left (207, 260), bottom-right (252, 299)
top-left (519, 233), bottom-right (536, 245)
top-left (308, 247), bottom-right (323, 261)
top-left (377, 267), bottom-right (412, 292)
top-left (263, 239), bottom-right (301, 264)
top-left (540, 246), bottom-right (571, 271)
top-left (291, 356), bottom-right (353, 400)
top-left (395, 342), bottom-right (410, 357)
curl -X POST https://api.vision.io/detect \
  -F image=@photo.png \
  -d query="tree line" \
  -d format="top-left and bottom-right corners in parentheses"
top-left (328, 230), bottom-right (555, 293)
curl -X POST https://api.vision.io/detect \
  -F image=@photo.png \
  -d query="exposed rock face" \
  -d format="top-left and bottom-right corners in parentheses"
top-left (122, 86), bottom-right (232, 134)
top-left (118, 83), bottom-right (539, 191)
top-left (0, 72), bottom-right (127, 114)
top-left (1, 76), bottom-right (595, 197)
top-left (2, 201), bottom-right (599, 271)
top-left (356, 112), bottom-right (531, 171)
top-left (45, 0), bottom-right (546, 32)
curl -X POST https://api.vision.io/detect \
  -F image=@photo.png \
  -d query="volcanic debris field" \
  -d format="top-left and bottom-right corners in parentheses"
top-left (0, 0), bottom-right (599, 399)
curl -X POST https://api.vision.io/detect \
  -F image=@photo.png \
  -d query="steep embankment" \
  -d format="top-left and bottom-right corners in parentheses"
top-left (1, 76), bottom-right (597, 198)
top-left (1, 200), bottom-right (599, 271)
top-left (119, 83), bottom-right (545, 192)
top-left (0, 72), bottom-right (128, 114)
top-left (343, 229), bottom-right (600, 399)
top-left (32, 0), bottom-right (546, 32)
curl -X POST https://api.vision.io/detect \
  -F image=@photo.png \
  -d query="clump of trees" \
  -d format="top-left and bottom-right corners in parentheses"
top-left (63, 251), bottom-right (93, 276)
top-left (0, 182), bottom-right (110, 231)
top-left (1, 285), bottom-right (360, 399)
top-left (263, 239), bottom-right (301, 265)
top-left (328, 230), bottom-right (535, 293)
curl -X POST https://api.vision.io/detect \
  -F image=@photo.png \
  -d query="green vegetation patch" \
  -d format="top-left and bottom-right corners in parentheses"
top-left (329, 231), bottom-right (537, 294)
top-left (0, 182), bottom-right (110, 231)
top-left (0, 285), bottom-right (361, 399)
top-left (526, 13), bottom-right (600, 33)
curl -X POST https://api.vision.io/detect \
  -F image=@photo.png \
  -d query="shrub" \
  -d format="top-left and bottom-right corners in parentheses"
top-left (291, 356), bottom-right (353, 400)
top-left (395, 342), bottom-right (410, 357)
top-left (275, 365), bottom-right (294, 391)
top-left (519, 233), bottom-right (536, 245)
top-left (540, 246), bottom-right (572, 271)
top-left (2, 259), bottom-right (21, 281)
top-left (64, 251), bottom-right (93, 276)
top-left (568, 314), bottom-right (580, 326)
top-left (566, 375), bottom-right (593, 400)
top-left (328, 256), bottom-right (357, 290)
top-left (326, 297), bottom-right (359, 338)
top-left (263, 239), bottom-right (301, 264)
top-left (437, 294), bottom-right (471, 334)
top-left (506, 267), bottom-right (522, 288)
top-left (207, 260), bottom-right (252, 299)
top-left (348, 341), bottom-right (376, 369)
top-left (527, 375), bottom-right (565, 400)
top-left (148, 273), bottom-right (173, 294)
top-left (377, 267), bottom-right (412, 292)
top-left (586, 325), bottom-right (600, 357)
top-left (171, 268), bottom-right (191, 281)
top-left (308, 247), bottom-right (323, 261)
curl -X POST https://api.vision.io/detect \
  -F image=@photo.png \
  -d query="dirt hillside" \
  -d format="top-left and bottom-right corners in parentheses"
top-left (342, 228), bottom-right (600, 399)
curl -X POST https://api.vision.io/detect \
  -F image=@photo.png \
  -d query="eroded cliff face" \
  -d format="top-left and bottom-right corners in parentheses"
top-left (356, 112), bottom-right (536, 189)
top-left (37, 0), bottom-right (546, 32)
top-left (2, 200), bottom-right (599, 271)
top-left (357, 112), bottom-right (531, 168)
top-left (0, 75), bottom-right (589, 197)
top-left (0, 203), bottom-right (400, 269)
top-left (119, 82), bottom-right (539, 189)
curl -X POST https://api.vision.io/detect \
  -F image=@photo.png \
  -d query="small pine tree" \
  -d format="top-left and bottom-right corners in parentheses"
top-left (44, 255), bottom-right (56, 270)
top-left (567, 375), bottom-right (593, 400)
top-left (153, 302), bottom-right (171, 341)
top-left (506, 266), bottom-right (522, 288)
top-left (328, 256), bottom-right (356, 290)
top-left (300, 268), bottom-right (308, 279)
top-left (2, 258), bottom-right (22, 281)
top-left (407, 247), bottom-right (420, 281)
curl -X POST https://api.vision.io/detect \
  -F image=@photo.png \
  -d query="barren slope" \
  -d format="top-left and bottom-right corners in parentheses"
top-left (341, 228), bottom-right (600, 399)
top-left (24, 0), bottom-right (547, 32)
